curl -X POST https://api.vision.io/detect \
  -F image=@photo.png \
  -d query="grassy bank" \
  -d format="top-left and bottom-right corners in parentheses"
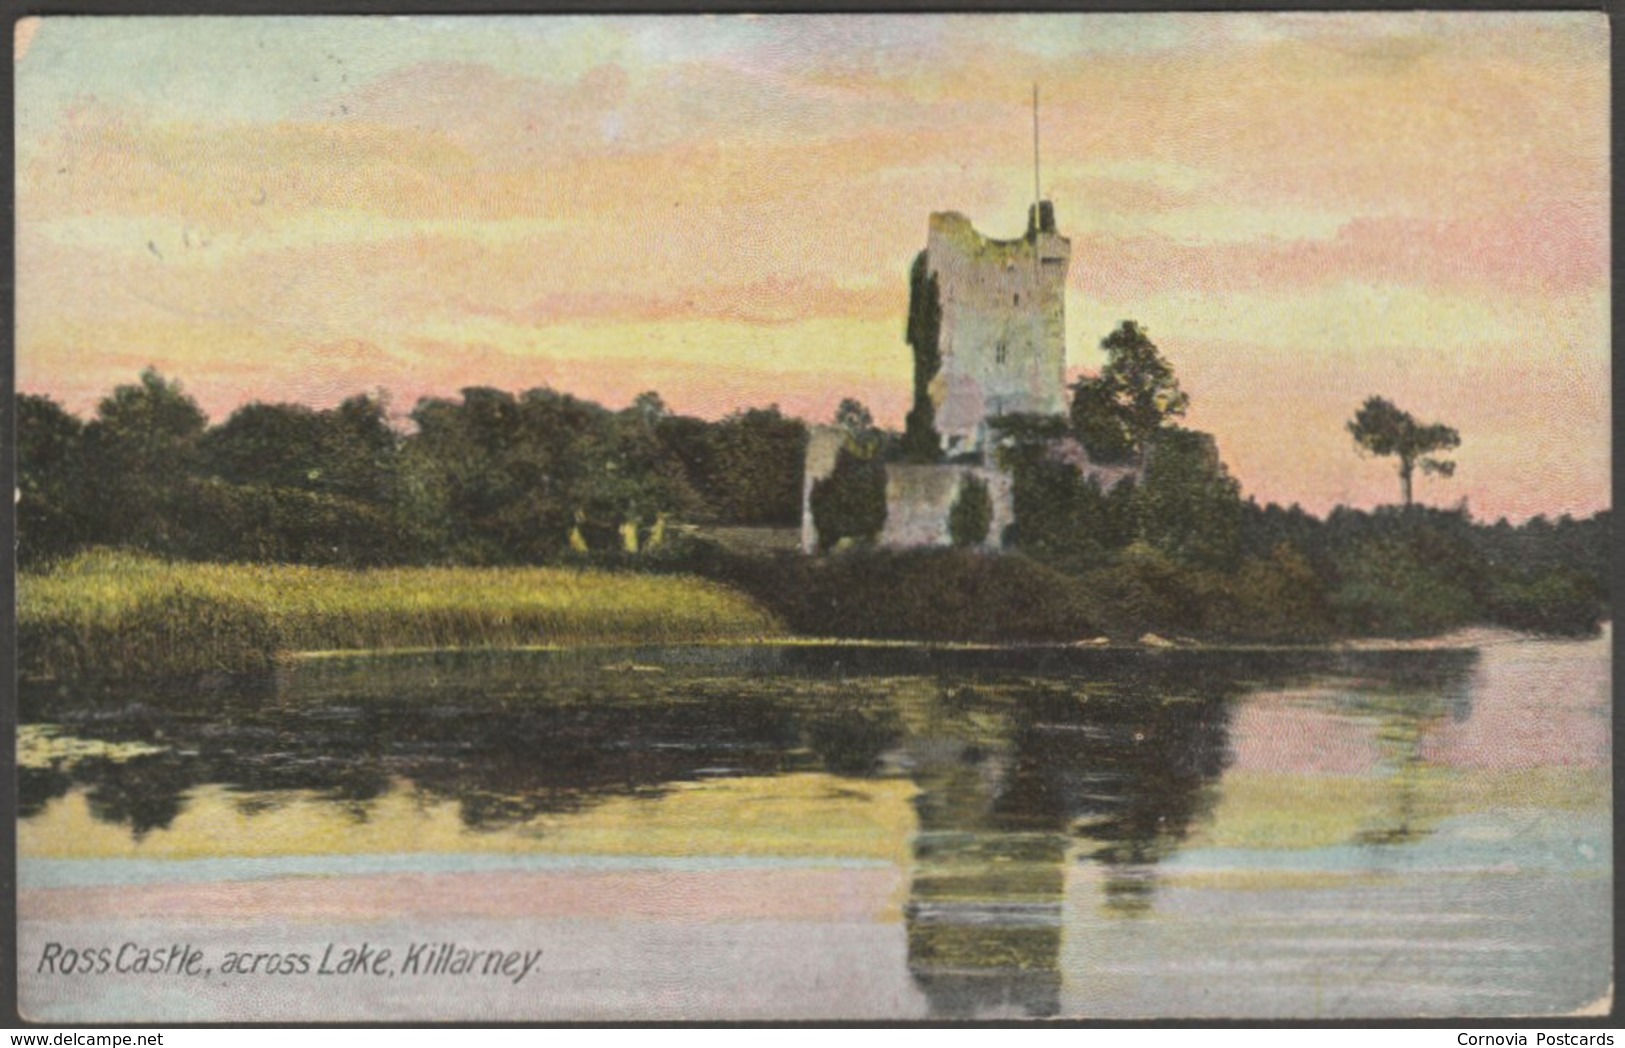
top-left (19, 551), bottom-right (785, 680)
top-left (23, 540), bottom-right (1603, 684)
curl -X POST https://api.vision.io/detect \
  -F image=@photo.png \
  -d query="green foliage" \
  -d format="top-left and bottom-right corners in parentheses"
top-left (175, 479), bottom-right (408, 567)
top-left (20, 584), bottom-right (281, 681)
top-left (1099, 478), bottom-right (1141, 551)
top-left (902, 251), bottom-right (944, 463)
top-left (835, 398), bottom-right (882, 456)
top-left (629, 390), bottom-right (668, 427)
top-left (988, 411), bottom-right (1071, 450)
top-left (16, 393), bottom-right (91, 566)
top-left (15, 371), bottom-right (814, 566)
top-left (1066, 375), bottom-right (1136, 465)
top-left (1330, 535), bottom-right (1481, 637)
top-left (92, 367), bottom-right (209, 448)
top-left (407, 387), bottom-right (567, 561)
top-left (1001, 453), bottom-right (1080, 561)
top-left (201, 401), bottom-right (329, 490)
top-left (1237, 500), bottom-right (1327, 565)
top-left (1488, 569), bottom-right (1604, 636)
top-left (1055, 327), bottom-right (1235, 574)
top-left (1348, 396), bottom-right (1460, 508)
top-left (1134, 428), bottom-right (1243, 571)
top-left (948, 474), bottom-right (993, 548)
top-left (1474, 511), bottom-right (1611, 603)
top-left (14, 371), bottom-right (1604, 645)
top-left (407, 386), bottom-right (701, 560)
top-left (80, 368), bottom-right (209, 553)
top-left (687, 406), bottom-right (808, 526)
top-left (1009, 462), bottom-right (1132, 572)
top-left (201, 394), bottom-right (400, 505)
top-left (1080, 543), bottom-right (1206, 639)
top-left (1071, 322), bottom-right (1188, 467)
top-left (651, 408), bottom-right (807, 527)
top-left (1239, 502), bottom-right (1606, 638)
top-left (1201, 544), bottom-right (1333, 642)
top-left (699, 549), bottom-right (1103, 643)
top-left (809, 399), bottom-right (889, 552)
top-left (809, 447), bottom-right (888, 552)
top-left (694, 503), bottom-right (1599, 646)
top-left (991, 413), bottom-right (1125, 570)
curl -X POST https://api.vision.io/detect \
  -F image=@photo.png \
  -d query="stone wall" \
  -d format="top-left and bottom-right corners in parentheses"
top-left (1047, 436), bottom-right (1141, 493)
top-left (878, 464), bottom-right (1014, 551)
top-left (802, 429), bottom-right (1016, 552)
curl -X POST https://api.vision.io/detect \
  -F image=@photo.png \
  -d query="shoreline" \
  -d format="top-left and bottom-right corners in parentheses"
top-left (280, 623), bottom-right (1586, 662)
top-left (20, 551), bottom-right (1605, 684)
top-left (24, 623), bottom-right (1598, 686)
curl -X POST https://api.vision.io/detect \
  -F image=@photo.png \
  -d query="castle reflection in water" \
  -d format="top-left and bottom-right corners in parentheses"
top-left (19, 645), bottom-right (1478, 1018)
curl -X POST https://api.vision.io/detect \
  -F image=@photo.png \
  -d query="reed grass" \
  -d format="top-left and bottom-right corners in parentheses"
top-left (18, 550), bottom-right (786, 680)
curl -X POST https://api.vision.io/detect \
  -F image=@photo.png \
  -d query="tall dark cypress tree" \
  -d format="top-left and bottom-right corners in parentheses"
top-left (901, 251), bottom-right (944, 463)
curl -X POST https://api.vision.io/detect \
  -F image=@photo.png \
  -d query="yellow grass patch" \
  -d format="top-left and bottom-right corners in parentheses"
top-left (19, 550), bottom-right (786, 677)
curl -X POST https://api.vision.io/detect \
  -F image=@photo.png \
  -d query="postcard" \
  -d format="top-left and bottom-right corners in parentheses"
top-left (13, 12), bottom-right (1611, 1022)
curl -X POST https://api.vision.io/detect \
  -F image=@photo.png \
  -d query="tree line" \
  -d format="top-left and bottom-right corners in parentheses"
top-left (17, 335), bottom-right (1609, 639)
top-left (17, 370), bottom-right (807, 568)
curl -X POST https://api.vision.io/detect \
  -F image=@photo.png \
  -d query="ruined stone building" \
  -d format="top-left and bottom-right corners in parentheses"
top-left (923, 201), bottom-right (1070, 456)
top-left (802, 200), bottom-right (1081, 553)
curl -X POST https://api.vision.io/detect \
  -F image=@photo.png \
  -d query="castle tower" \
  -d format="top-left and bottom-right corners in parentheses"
top-left (913, 202), bottom-right (1071, 456)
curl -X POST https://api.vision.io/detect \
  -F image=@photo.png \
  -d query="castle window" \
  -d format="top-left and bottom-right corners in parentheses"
top-left (995, 341), bottom-right (1007, 365)
top-left (1013, 293), bottom-right (1020, 306)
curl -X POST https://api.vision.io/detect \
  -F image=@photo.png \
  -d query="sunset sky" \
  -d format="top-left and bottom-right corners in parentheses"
top-left (15, 13), bottom-right (1609, 521)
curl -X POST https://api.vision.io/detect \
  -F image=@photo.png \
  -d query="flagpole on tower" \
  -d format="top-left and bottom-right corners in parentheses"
top-left (1033, 82), bottom-right (1041, 218)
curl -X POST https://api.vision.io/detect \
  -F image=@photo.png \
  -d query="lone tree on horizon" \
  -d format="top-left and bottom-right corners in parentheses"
top-left (1347, 396), bottom-right (1460, 509)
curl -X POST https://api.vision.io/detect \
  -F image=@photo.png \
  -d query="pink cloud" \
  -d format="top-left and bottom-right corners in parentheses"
top-left (460, 276), bottom-right (903, 327)
top-left (1079, 204), bottom-right (1607, 300)
top-left (15, 17), bottom-right (1609, 524)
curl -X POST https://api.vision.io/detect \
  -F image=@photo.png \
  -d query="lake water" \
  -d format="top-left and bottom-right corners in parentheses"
top-left (17, 630), bottom-right (1611, 1020)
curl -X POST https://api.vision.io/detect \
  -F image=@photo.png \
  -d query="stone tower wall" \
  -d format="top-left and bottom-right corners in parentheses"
top-left (924, 210), bottom-right (1070, 454)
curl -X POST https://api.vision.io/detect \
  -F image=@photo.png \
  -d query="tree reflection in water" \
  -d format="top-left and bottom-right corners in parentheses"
top-left (18, 645), bottom-right (1478, 1019)
top-left (1340, 655), bottom-right (1474, 848)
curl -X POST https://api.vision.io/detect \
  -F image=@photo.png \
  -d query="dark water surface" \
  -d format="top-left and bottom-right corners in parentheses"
top-left (17, 632), bottom-right (1611, 1020)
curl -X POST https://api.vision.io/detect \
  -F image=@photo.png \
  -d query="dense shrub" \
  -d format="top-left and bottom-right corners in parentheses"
top-left (948, 475), bottom-right (993, 548)
top-left (15, 373), bottom-right (1611, 644)
top-left (1199, 543), bottom-right (1333, 643)
top-left (1329, 537), bottom-right (1480, 637)
top-left (174, 479), bottom-right (412, 567)
top-left (809, 448), bottom-right (888, 551)
top-left (1488, 569), bottom-right (1605, 636)
top-left (693, 548), bottom-right (1105, 643)
top-left (1078, 544), bottom-right (1206, 640)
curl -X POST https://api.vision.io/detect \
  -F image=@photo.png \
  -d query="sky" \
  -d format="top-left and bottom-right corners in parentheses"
top-left (14, 13), bottom-right (1609, 521)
